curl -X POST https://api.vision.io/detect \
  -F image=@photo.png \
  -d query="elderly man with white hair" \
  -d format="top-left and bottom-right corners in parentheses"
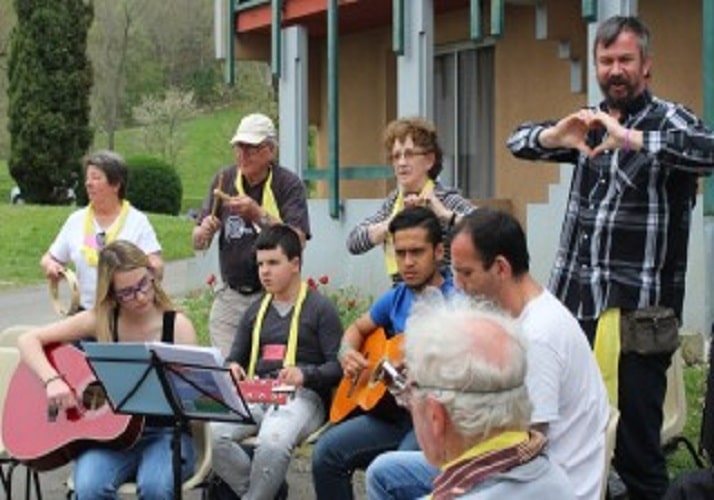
top-left (192, 112), bottom-right (311, 357)
top-left (399, 296), bottom-right (575, 499)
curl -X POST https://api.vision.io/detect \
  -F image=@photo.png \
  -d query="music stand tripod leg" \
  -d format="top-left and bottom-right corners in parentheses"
top-left (172, 420), bottom-right (183, 500)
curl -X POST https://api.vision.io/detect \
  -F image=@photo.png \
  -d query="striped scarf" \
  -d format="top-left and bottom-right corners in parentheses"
top-left (431, 430), bottom-right (547, 500)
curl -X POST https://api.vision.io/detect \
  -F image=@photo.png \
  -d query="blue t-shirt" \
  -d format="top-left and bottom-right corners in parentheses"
top-left (369, 274), bottom-right (455, 336)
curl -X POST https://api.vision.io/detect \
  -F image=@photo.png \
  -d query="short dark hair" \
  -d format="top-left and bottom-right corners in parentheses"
top-left (594, 15), bottom-right (651, 60)
top-left (255, 224), bottom-right (302, 263)
top-left (454, 209), bottom-right (529, 276)
top-left (388, 206), bottom-right (443, 247)
top-left (83, 150), bottom-right (128, 199)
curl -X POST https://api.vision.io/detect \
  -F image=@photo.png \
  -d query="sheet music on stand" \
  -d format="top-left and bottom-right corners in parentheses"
top-left (82, 341), bottom-right (253, 499)
top-left (82, 341), bottom-right (253, 424)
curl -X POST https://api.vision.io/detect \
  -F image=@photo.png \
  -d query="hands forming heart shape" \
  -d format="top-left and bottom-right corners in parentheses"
top-left (543, 109), bottom-right (628, 158)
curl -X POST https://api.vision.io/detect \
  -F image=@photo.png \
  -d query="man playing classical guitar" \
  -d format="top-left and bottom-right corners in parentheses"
top-left (312, 207), bottom-right (455, 499)
top-left (210, 225), bottom-right (343, 499)
top-left (366, 209), bottom-right (609, 500)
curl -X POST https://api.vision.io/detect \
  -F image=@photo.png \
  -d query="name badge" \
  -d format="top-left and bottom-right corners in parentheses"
top-left (262, 344), bottom-right (286, 361)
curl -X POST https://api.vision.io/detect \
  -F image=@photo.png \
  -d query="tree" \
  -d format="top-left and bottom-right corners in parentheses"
top-left (89, 0), bottom-right (145, 150)
top-left (7, 0), bottom-right (93, 204)
top-left (132, 88), bottom-right (196, 166)
top-left (0, 0), bottom-right (16, 157)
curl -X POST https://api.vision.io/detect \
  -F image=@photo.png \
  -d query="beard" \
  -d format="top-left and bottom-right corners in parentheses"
top-left (599, 75), bottom-right (639, 110)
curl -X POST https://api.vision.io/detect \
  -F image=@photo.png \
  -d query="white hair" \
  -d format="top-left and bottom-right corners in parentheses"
top-left (405, 294), bottom-right (532, 437)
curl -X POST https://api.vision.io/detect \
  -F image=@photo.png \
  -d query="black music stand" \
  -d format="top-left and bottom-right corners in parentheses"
top-left (82, 342), bottom-right (254, 500)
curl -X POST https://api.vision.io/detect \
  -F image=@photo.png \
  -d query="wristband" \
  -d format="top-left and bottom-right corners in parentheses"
top-left (44, 373), bottom-right (65, 387)
top-left (337, 342), bottom-right (353, 360)
top-left (623, 128), bottom-right (631, 153)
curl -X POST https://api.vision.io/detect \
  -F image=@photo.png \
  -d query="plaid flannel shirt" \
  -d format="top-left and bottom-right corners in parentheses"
top-left (507, 90), bottom-right (714, 321)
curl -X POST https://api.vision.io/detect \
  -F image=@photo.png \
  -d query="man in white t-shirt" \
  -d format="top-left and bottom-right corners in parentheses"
top-left (366, 208), bottom-right (609, 500)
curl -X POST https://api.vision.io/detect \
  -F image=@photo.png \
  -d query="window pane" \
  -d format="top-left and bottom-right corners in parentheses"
top-left (434, 46), bottom-right (494, 199)
top-left (459, 47), bottom-right (494, 199)
top-left (434, 53), bottom-right (456, 188)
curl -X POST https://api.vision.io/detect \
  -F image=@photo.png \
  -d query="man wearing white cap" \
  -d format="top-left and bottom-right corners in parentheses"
top-left (192, 112), bottom-right (310, 357)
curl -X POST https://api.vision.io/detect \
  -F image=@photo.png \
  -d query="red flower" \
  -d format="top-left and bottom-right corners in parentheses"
top-left (319, 275), bottom-right (329, 285)
top-left (307, 278), bottom-right (317, 290)
top-left (206, 273), bottom-right (216, 287)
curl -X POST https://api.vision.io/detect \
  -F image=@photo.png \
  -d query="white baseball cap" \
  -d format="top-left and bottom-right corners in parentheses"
top-left (229, 113), bottom-right (276, 145)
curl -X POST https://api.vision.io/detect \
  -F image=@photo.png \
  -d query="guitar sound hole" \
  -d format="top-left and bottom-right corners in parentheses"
top-left (82, 382), bottom-right (108, 410)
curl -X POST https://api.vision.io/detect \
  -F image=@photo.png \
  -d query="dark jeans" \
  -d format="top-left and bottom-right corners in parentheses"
top-left (582, 319), bottom-right (672, 500)
top-left (311, 413), bottom-right (415, 500)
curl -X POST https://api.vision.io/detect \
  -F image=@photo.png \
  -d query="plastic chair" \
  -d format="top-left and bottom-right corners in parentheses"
top-left (66, 420), bottom-right (212, 497)
top-left (601, 406), bottom-right (620, 500)
top-left (0, 347), bottom-right (43, 499)
top-left (0, 325), bottom-right (36, 349)
top-left (661, 348), bottom-right (704, 466)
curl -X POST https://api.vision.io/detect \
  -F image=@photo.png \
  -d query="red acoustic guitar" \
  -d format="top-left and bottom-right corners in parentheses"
top-left (2, 344), bottom-right (143, 471)
top-left (329, 328), bottom-right (404, 423)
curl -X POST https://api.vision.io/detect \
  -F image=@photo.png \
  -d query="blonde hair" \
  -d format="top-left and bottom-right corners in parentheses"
top-left (94, 240), bottom-right (173, 342)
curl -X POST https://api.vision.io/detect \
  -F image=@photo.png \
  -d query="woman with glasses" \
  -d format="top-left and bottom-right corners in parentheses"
top-left (18, 240), bottom-right (197, 499)
top-left (40, 150), bottom-right (163, 311)
top-left (346, 117), bottom-right (474, 282)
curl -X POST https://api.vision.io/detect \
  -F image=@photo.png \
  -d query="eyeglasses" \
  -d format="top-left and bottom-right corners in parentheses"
top-left (378, 359), bottom-right (520, 408)
top-left (113, 274), bottom-right (153, 303)
top-left (390, 149), bottom-right (429, 163)
top-left (234, 142), bottom-right (266, 156)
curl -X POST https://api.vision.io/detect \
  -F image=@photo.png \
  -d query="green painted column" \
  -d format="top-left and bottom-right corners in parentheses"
top-left (703, 0), bottom-right (714, 214)
top-left (490, 0), bottom-right (503, 37)
top-left (328, 0), bottom-right (340, 218)
top-left (271, 0), bottom-right (282, 79)
top-left (582, 0), bottom-right (597, 22)
top-left (470, 0), bottom-right (482, 41)
top-left (226, 0), bottom-right (235, 85)
top-left (393, 0), bottom-right (404, 55)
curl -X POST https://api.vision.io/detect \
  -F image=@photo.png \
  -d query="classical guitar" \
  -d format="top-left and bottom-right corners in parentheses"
top-left (2, 344), bottom-right (144, 471)
top-left (329, 328), bottom-right (404, 424)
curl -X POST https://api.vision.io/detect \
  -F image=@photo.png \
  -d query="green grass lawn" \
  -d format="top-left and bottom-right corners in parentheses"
top-left (93, 104), bottom-right (268, 210)
top-left (0, 204), bottom-right (194, 289)
top-left (0, 103), bottom-right (261, 288)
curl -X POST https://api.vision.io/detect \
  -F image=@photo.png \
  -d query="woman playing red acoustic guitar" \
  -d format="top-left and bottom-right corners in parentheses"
top-left (17, 240), bottom-right (197, 499)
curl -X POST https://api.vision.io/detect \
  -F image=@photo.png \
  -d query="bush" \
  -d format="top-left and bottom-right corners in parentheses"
top-left (125, 155), bottom-right (182, 215)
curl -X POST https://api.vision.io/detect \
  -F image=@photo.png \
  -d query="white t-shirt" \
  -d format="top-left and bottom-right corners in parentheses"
top-left (48, 205), bottom-right (162, 309)
top-left (519, 290), bottom-right (609, 500)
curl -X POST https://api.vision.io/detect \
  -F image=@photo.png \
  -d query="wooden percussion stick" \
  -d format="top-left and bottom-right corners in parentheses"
top-left (210, 173), bottom-right (225, 217)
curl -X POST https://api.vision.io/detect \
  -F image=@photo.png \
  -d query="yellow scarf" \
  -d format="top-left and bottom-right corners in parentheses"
top-left (81, 201), bottom-right (130, 267)
top-left (247, 281), bottom-right (308, 378)
top-left (439, 431), bottom-right (529, 472)
top-left (383, 179), bottom-right (435, 275)
top-left (594, 308), bottom-right (621, 407)
top-left (235, 168), bottom-right (282, 222)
